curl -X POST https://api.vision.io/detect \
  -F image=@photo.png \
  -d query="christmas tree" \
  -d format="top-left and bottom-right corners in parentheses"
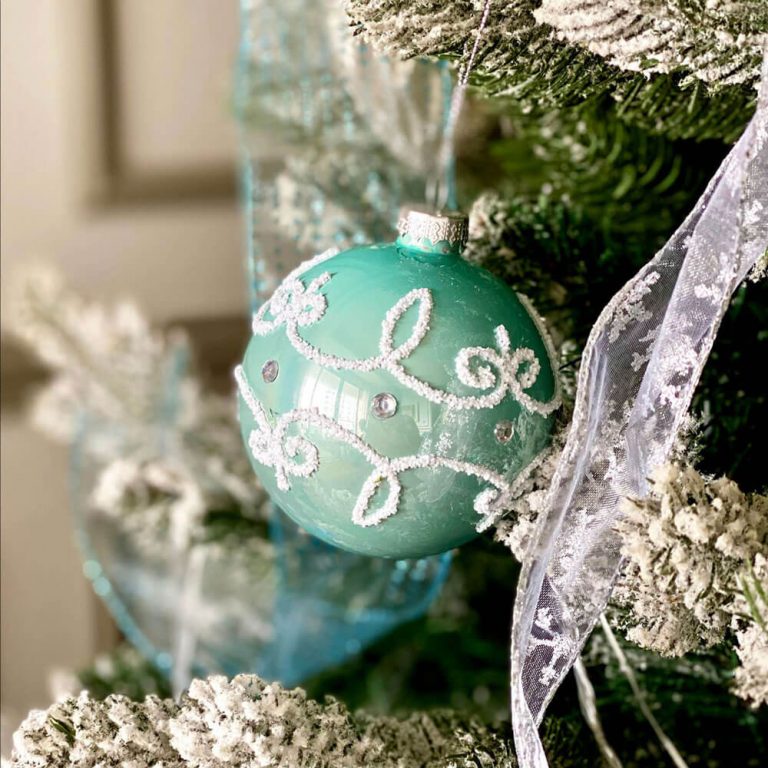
top-left (7, 2), bottom-right (767, 766)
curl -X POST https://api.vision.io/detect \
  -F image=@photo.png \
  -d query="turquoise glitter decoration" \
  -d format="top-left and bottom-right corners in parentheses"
top-left (236, 211), bottom-right (560, 559)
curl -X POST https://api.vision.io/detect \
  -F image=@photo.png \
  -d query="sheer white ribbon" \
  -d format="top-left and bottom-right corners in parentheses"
top-left (511, 51), bottom-right (768, 767)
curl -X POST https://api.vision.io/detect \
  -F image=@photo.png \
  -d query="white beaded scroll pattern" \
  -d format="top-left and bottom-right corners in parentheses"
top-left (243, 250), bottom-right (561, 530)
top-left (235, 366), bottom-right (525, 531)
top-left (251, 260), bottom-right (562, 416)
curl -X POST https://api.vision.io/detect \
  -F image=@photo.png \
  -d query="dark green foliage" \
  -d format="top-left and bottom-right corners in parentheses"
top-left (76, 646), bottom-right (172, 701)
top-left (47, 717), bottom-right (76, 745)
top-left (694, 280), bottom-right (768, 490)
top-left (465, 196), bottom-right (640, 345)
top-left (464, 188), bottom-right (765, 489)
top-left (199, 506), bottom-right (270, 544)
top-left (482, 100), bottom-right (725, 253)
top-left (303, 536), bottom-right (520, 720)
top-left (584, 633), bottom-right (768, 767)
top-left (473, 44), bottom-right (756, 144)
top-left (347, 0), bottom-right (763, 142)
top-left (357, 708), bottom-right (595, 767)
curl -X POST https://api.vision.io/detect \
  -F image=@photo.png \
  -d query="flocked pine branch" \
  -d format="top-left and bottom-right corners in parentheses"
top-left (613, 462), bottom-right (767, 655)
top-left (10, 674), bottom-right (593, 768)
top-left (346, 0), bottom-right (766, 141)
top-left (731, 554), bottom-right (768, 707)
top-left (8, 266), bottom-right (268, 547)
top-left (535, 0), bottom-right (765, 87)
top-left (611, 463), bottom-right (768, 705)
top-left (9, 266), bottom-right (187, 440)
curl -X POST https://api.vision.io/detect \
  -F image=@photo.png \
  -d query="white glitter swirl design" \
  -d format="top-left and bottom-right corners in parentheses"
top-left (251, 255), bottom-right (561, 416)
top-left (235, 365), bottom-right (535, 531)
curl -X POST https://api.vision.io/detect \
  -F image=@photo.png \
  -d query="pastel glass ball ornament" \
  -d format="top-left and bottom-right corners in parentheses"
top-left (236, 210), bottom-right (561, 558)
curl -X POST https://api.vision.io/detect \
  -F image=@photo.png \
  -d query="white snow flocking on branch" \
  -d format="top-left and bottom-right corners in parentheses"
top-left (535, 0), bottom-right (764, 89)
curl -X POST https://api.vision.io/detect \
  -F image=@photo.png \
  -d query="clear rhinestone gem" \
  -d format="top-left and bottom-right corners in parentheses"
top-left (494, 420), bottom-right (514, 443)
top-left (372, 392), bottom-right (397, 419)
top-left (261, 360), bottom-right (279, 383)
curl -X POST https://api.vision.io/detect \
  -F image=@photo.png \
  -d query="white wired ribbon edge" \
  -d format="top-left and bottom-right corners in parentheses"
top-left (510, 51), bottom-right (768, 768)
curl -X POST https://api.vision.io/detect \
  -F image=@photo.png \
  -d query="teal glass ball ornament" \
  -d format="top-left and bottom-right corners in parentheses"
top-left (236, 210), bottom-right (561, 559)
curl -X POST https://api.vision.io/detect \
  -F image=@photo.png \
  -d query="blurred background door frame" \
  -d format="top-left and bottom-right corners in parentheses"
top-left (1, 0), bottom-right (247, 748)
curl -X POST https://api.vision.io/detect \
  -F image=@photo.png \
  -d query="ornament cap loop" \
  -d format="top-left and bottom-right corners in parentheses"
top-left (396, 208), bottom-right (469, 257)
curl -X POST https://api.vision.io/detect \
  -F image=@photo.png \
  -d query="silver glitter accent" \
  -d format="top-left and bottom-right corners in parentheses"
top-left (397, 209), bottom-right (469, 250)
top-left (494, 420), bottom-right (514, 444)
top-left (261, 360), bottom-right (279, 383)
top-left (372, 392), bottom-right (398, 419)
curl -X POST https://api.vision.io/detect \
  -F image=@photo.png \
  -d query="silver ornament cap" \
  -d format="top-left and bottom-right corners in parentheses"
top-left (396, 208), bottom-right (469, 256)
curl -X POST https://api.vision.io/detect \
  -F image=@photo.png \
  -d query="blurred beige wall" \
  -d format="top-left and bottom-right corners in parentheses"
top-left (1, 0), bottom-right (244, 751)
top-left (1, 0), bottom-right (246, 328)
